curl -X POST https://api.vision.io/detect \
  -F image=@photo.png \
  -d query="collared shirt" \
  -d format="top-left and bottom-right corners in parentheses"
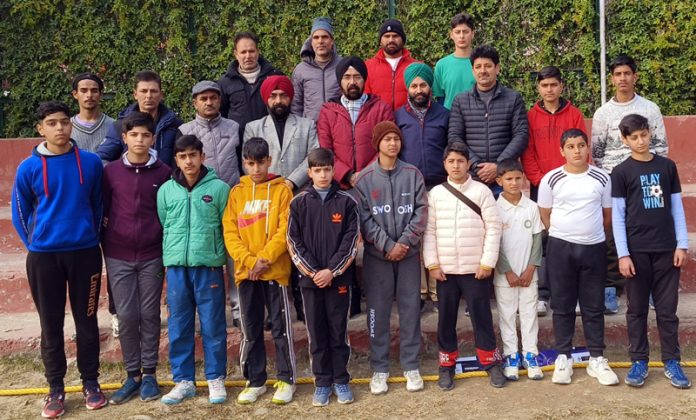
top-left (340, 93), bottom-right (368, 125)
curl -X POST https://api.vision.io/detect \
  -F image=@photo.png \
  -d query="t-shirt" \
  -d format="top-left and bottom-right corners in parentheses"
top-left (611, 155), bottom-right (680, 253)
top-left (432, 54), bottom-right (475, 109)
top-left (537, 165), bottom-right (612, 245)
top-left (385, 56), bottom-right (402, 71)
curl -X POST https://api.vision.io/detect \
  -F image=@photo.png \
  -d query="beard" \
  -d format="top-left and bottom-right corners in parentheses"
top-left (270, 103), bottom-right (290, 119)
top-left (344, 85), bottom-right (363, 101)
top-left (409, 93), bottom-right (429, 108)
top-left (384, 42), bottom-right (402, 56)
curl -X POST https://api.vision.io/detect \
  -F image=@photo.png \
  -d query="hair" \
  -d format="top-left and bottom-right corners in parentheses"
top-left (307, 147), bottom-right (335, 168)
top-left (234, 31), bottom-right (259, 49)
top-left (537, 66), bottom-right (563, 83)
top-left (443, 141), bottom-right (470, 161)
top-left (496, 158), bottom-right (524, 177)
top-left (619, 114), bottom-right (650, 137)
top-left (451, 12), bottom-right (475, 30)
top-left (133, 70), bottom-right (161, 89)
top-left (174, 135), bottom-right (203, 154)
top-left (71, 72), bottom-right (104, 92)
top-left (609, 54), bottom-right (637, 73)
top-left (36, 101), bottom-right (70, 121)
top-left (470, 45), bottom-right (499, 66)
top-left (560, 128), bottom-right (588, 146)
top-left (122, 111), bottom-right (155, 134)
top-left (242, 137), bottom-right (270, 161)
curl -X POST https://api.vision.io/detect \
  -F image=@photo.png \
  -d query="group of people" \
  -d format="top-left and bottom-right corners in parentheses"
top-left (10, 12), bottom-right (690, 419)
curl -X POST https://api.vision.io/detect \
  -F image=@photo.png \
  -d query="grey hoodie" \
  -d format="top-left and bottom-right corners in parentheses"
top-left (290, 38), bottom-right (342, 121)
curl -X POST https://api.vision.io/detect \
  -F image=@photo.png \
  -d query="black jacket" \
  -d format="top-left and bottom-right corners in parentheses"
top-left (287, 182), bottom-right (359, 288)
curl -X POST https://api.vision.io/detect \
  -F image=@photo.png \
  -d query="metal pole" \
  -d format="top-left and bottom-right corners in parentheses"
top-left (599, 0), bottom-right (607, 104)
top-left (388, 0), bottom-right (395, 18)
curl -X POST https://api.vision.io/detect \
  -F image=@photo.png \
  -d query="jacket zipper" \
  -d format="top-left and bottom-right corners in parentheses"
top-left (391, 69), bottom-right (396, 109)
top-left (387, 170), bottom-right (397, 241)
top-left (134, 167), bottom-right (141, 259)
top-left (185, 190), bottom-right (191, 266)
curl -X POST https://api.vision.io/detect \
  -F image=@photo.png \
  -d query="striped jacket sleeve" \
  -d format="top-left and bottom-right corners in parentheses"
top-left (327, 191), bottom-right (360, 277)
top-left (286, 192), bottom-right (321, 277)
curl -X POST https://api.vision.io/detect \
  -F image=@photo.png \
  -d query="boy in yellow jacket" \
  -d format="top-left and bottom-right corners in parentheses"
top-left (223, 137), bottom-right (296, 405)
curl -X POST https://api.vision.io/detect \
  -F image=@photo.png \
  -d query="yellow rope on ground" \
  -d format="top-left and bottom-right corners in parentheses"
top-left (0, 361), bottom-right (694, 396)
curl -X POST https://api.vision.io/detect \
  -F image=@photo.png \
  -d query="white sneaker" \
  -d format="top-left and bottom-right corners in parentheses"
top-left (370, 372), bottom-right (389, 395)
top-left (587, 356), bottom-right (619, 385)
top-left (536, 301), bottom-right (548, 316)
top-left (207, 376), bottom-right (227, 404)
top-left (404, 370), bottom-right (424, 392)
top-left (161, 380), bottom-right (196, 404)
top-left (552, 354), bottom-right (573, 384)
top-left (271, 380), bottom-right (295, 405)
top-left (237, 383), bottom-right (267, 405)
top-left (111, 314), bottom-right (120, 338)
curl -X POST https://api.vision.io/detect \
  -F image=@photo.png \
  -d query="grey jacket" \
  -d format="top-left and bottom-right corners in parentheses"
top-left (243, 113), bottom-right (319, 189)
top-left (354, 158), bottom-right (428, 260)
top-left (177, 114), bottom-right (240, 186)
top-left (290, 38), bottom-right (342, 121)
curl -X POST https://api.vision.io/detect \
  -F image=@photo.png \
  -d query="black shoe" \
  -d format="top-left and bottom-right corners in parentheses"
top-left (438, 366), bottom-right (455, 391)
top-left (488, 364), bottom-right (506, 388)
top-left (232, 318), bottom-right (241, 329)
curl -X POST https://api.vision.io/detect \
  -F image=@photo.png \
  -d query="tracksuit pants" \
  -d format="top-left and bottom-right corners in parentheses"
top-left (106, 257), bottom-right (164, 377)
top-left (546, 237), bottom-right (607, 357)
top-left (363, 252), bottom-right (421, 372)
top-left (166, 266), bottom-right (227, 382)
top-left (225, 255), bottom-right (240, 320)
top-left (494, 282), bottom-right (539, 356)
top-left (301, 285), bottom-right (351, 386)
top-left (26, 246), bottom-right (102, 389)
top-left (625, 251), bottom-right (681, 362)
top-left (238, 279), bottom-right (296, 387)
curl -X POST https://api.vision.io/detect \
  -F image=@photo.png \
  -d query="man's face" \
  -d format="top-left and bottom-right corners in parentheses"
top-left (307, 165), bottom-right (334, 189)
top-left (243, 157), bottom-right (272, 184)
top-left (234, 38), bottom-right (260, 72)
top-left (122, 126), bottom-right (154, 156)
top-left (311, 30), bottom-right (333, 58)
top-left (408, 76), bottom-right (431, 108)
top-left (450, 24), bottom-right (474, 50)
top-left (472, 57), bottom-right (499, 91)
top-left (36, 112), bottom-right (72, 148)
top-left (537, 77), bottom-right (563, 104)
top-left (380, 32), bottom-right (404, 56)
top-left (175, 148), bottom-right (205, 178)
top-left (378, 132), bottom-right (401, 158)
top-left (193, 90), bottom-right (221, 119)
top-left (133, 81), bottom-right (163, 114)
top-left (268, 89), bottom-right (291, 117)
top-left (610, 65), bottom-right (637, 96)
top-left (560, 136), bottom-right (589, 169)
top-left (340, 67), bottom-right (365, 100)
top-left (72, 79), bottom-right (102, 111)
top-left (444, 151), bottom-right (469, 183)
top-left (496, 170), bottom-right (524, 196)
top-left (621, 128), bottom-right (651, 155)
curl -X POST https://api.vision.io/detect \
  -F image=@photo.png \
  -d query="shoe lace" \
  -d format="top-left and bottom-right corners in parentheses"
top-left (209, 378), bottom-right (226, 393)
top-left (172, 381), bottom-right (192, 395)
top-left (525, 354), bottom-right (539, 368)
top-left (595, 356), bottom-right (611, 371)
top-left (274, 381), bottom-right (291, 392)
top-left (405, 370), bottom-right (421, 380)
top-left (666, 360), bottom-right (685, 378)
top-left (333, 384), bottom-right (349, 393)
top-left (45, 392), bottom-right (64, 403)
top-left (374, 372), bottom-right (389, 381)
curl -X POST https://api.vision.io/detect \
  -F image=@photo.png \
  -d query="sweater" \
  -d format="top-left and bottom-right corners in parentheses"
top-left (432, 54), bottom-right (475, 109)
top-left (70, 113), bottom-right (114, 153)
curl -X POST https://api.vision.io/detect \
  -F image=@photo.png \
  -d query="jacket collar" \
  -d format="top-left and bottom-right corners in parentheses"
top-left (194, 112), bottom-right (222, 128)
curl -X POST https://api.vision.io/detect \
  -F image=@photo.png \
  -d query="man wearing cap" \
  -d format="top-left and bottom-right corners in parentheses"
top-left (70, 73), bottom-right (114, 152)
top-left (364, 18), bottom-right (418, 110)
top-left (354, 121), bottom-right (428, 395)
top-left (291, 17), bottom-right (342, 122)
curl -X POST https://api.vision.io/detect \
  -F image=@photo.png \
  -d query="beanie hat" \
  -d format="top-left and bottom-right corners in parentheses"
top-left (404, 63), bottom-right (434, 88)
top-left (372, 121), bottom-right (402, 150)
top-left (379, 19), bottom-right (406, 44)
top-left (260, 75), bottom-right (294, 104)
top-left (311, 17), bottom-right (334, 38)
top-left (335, 56), bottom-right (368, 82)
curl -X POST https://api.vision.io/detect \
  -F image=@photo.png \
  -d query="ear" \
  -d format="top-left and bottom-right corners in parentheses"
top-left (71, 91), bottom-right (79, 100)
top-left (200, 152), bottom-right (206, 164)
top-left (122, 132), bottom-right (128, 142)
top-left (133, 88), bottom-right (138, 100)
top-left (495, 176), bottom-right (503, 187)
top-left (267, 155), bottom-right (272, 165)
top-left (36, 122), bottom-right (44, 136)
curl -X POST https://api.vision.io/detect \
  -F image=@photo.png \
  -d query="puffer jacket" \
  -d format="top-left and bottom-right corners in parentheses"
top-left (157, 167), bottom-right (230, 267)
top-left (448, 83), bottom-right (528, 180)
top-left (422, 176), bottom-right (501, 274)
top-left (317, 95), bottom-right (394, 189)
top-left (364, 48), bottom-right (418, 110)
top-left (290, 38), bottom-right (342, 121)
top-left (177, 113), bottom-right (241, 186)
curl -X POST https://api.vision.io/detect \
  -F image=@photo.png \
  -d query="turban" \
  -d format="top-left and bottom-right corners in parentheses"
top-left (404, 63), bottom-right (434, 88)
top-left (372, 121), bottom-right (402, 151)
top-left (260, 75), bottom-right (294, 104)
top-left (335, 56), bottom-right (368, 82)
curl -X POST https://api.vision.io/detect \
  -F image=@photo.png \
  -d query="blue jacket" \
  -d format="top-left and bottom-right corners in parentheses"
top-left (96, 103), bottom-right (182, 167)
top-left (395, 101), bottom-right (449, 187)
top-left (12, 141), bottom-right (103, 252)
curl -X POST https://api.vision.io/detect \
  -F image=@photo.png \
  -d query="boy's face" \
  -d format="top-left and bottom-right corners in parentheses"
top-left (243, 157), bottom-right (272, 184)
top-left (450, 24), bottom-right (474, 50)
top-left (444, 151), bottom-right (469, 183)
top-left (378, 133), bottom-right (401, 159)
top-left (496, 170), bottom-right (524, 196)
top-left (36, 111), bottom-right (72, 147)
top-left (133, 81), bottom-right (163, 114)
top-left (472, 57), bottom-right (499, 91)
top-left (610, 65), bottom-right (637, 96)
top-left (72, 79), bottom-right (102, 111)
top-left (175, 148), bottom-right (205, 178)
top-left (307, 165), bottom-right (334, 189)
top-left (560, 136), bottom-right (589, 168)
top-left (122, 126), bottom-right (154, 156)
top-left (537, 77), bottom-right (563, 104)
top-left (193, 90), bottom-right (221, 119)
top-left (622, 128), bottom-right (651, 155)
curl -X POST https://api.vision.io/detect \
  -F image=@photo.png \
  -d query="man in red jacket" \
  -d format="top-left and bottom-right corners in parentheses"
top-left (364, 19), bottom-right (418, 110)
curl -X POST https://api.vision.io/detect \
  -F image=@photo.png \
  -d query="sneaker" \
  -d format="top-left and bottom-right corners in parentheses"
top-left (522, 352), bottom-right (544, 380)
top-left (369, 372), bottom-right (389, 395)
top-left (207, 376), bottom-right (227, 404)
top-left (83, 381), bottom-right (108, 410)
top-left (111, 314), bottom-right (120, 338)
top-left (404, 370), bottom-right (424, 392)
top-left (271, 380), bottom-right (295, 405)
top-left (625, 360), bottom-right (649, 387)
top-left (604, 287), bottom-right (619, 314)
top-left (139, 374), bottom-right (160, 401)
top-left (503, 354), bottom-right (520, 381)
top-left (552, 354), bottom-right (573, 384)
top-left (161, 380), bottom-right (196, 405)
top-left (587, 356), bottom-right (619, 385)
top-left (664, 359), bottom-right (692, 389)
top-left (41, 390), bottom-right (65, 419)
top-left (312, 386), bottom-right (331, 407)
top-left (109, 377), bottom-right (140, 405)
top-left (438, 366), bottom-right (455, 391)
top-left (237, 383), bottom-right (267, 404)
top-left (537, 300), bottom-right (548, 316)
top-left (333, 383), bottom-right (354, 404)
top-left (488, 364), bottom-right (506, 388)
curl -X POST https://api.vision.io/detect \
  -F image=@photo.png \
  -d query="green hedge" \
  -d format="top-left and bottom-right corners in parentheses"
top-left (1, 0), bottom-right (694, 137)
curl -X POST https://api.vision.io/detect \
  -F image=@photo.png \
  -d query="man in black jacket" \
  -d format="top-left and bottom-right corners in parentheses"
top-left (447, 45), bottom-right (528, 196)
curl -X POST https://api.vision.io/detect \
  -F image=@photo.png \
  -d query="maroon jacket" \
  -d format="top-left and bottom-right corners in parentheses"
top-left (317, 95), bottom-right (394, 189)
top-left (102, 154), bottom-right (171, 261)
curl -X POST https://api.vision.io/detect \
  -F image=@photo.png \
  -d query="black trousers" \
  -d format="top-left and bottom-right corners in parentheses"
top-left (26, 246), bottom-right (102, 389)
top-left (626, 251), bottom-right (681, 361)
top-left (605, 230), bottom-right (624, 291)
top-left (547, 237), bottom-right (607, 357)
top-left (301, 286), bottom-right (351, 386)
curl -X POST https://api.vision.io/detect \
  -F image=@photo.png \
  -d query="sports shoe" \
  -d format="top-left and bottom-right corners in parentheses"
top-left (207, 376), bottom-right (227, 404)
top-left (503, 354), bottom-right (520, 381)
top-left (83, 381), bottom-right (107, 410)
top-left (109, 377), bottom-right (140, 405)
top-left (271, 380), bottom-right (295, 404)
top-left (537, 300), bottom-right (548, 316)
top-left (237, 383), bottom-right (267, 404)
top-left (333, 383), bottom-right (354, 404)
top-left (111, 314), bottom-right (120, 338)
top-left (522, 352), bottom-right (544, 380)
top-left (625, 360), bottom-right (648, 387)
top-left (438, 366), bottom-right (455, 391)
top-left (488, 364), bottom-right (506, 388)
top-left (139, 374), bottom-right (160, 401)
top-left (587, 356), bottom-right (619, 385)
top-left (41, 390), bottom-right (65, 419)
top-left (312, 386), bottom-right (331, 407)
top-left (369, 372), bottom-right (389, 395)
top-left (552, 354), bottom-right (573, 384)
top-left (604, 287), bottom-right (619, 314)
top-left (664, 359), bottom-right (692, 389)
top-left (404, 369), bottom-right (424, 392)
top-left (161, 380), bottom-right (196, 405)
